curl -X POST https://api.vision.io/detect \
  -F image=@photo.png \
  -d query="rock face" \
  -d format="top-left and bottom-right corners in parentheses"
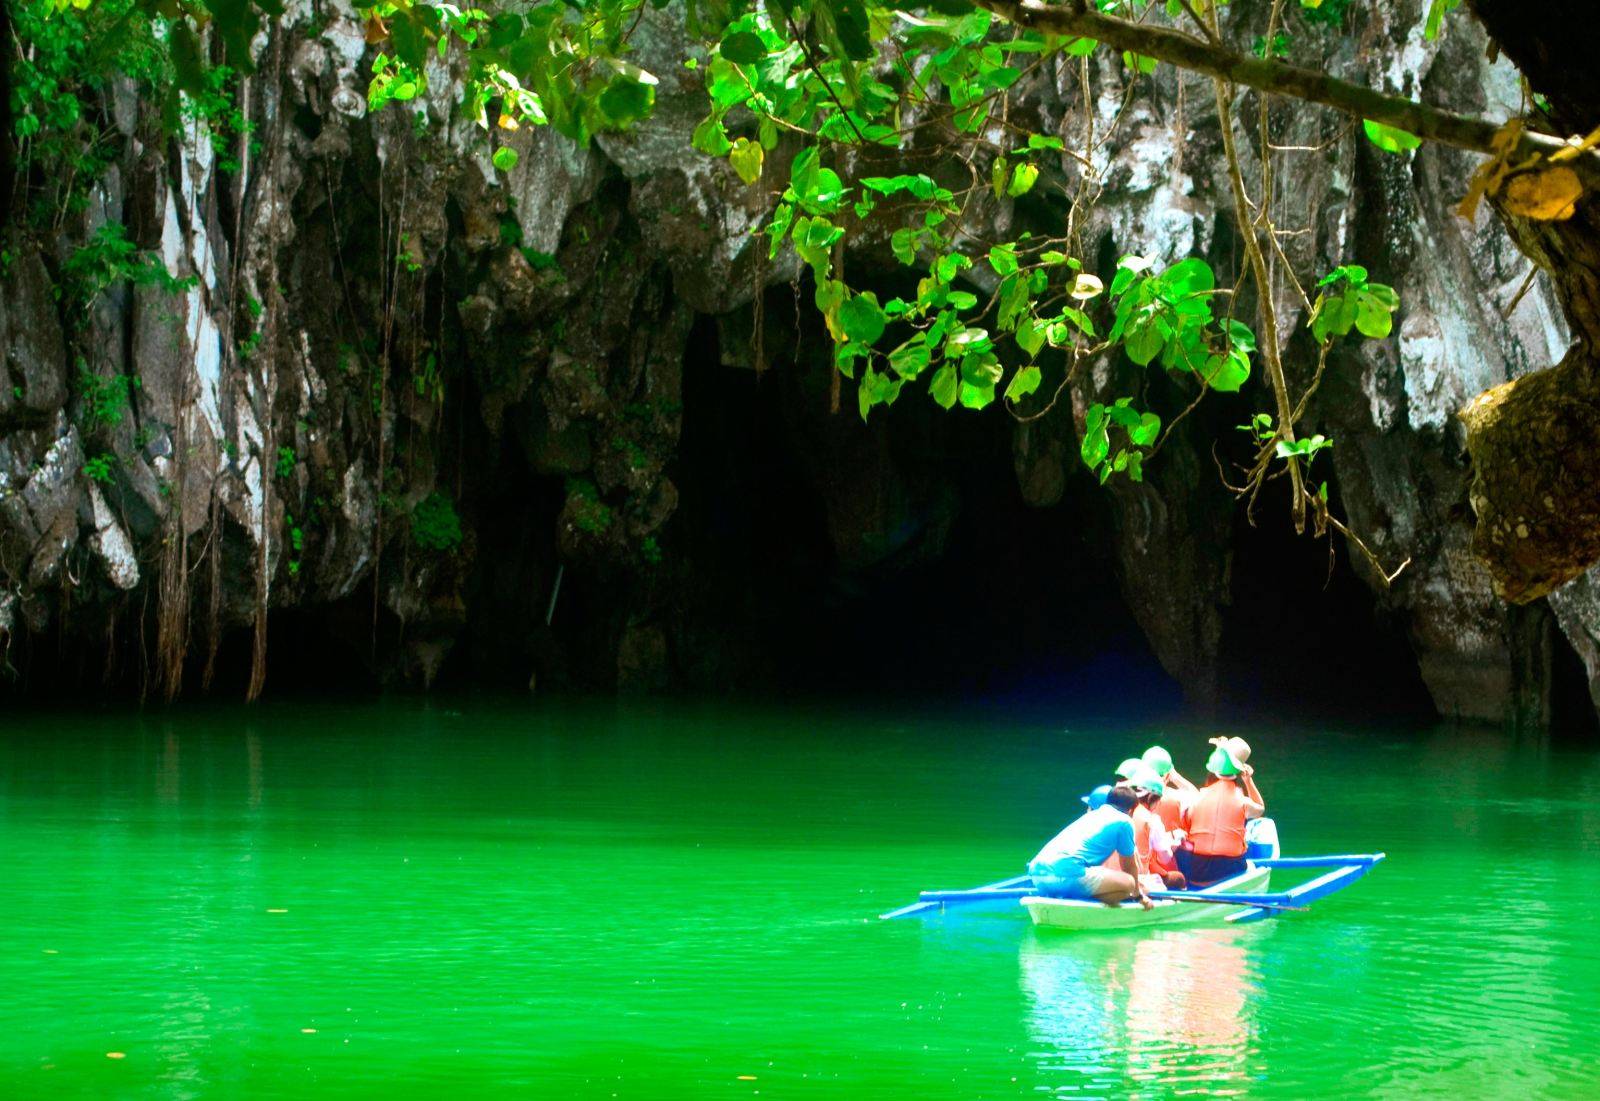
top-left (2, 0), bottom-right (1598, 723)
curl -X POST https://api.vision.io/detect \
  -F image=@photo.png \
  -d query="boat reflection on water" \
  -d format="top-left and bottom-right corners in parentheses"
top-left (1019, 924), bottom-right (1269, 1096)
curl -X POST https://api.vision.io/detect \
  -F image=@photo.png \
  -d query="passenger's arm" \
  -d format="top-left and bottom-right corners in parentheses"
top-left (1241, 767), bottom-right (1265, 818)
top-left (1165, 767), bottom-right (1199, 795)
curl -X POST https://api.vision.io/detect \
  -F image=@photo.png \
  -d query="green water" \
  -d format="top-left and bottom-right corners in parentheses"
top-left (2, 699), bottom-right (1597, 1099)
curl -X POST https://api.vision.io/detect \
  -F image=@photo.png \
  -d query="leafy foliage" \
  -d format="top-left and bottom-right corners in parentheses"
top-left (62, 223), bottom-right (194, 305)
top-left (82, 453), bottom-right (117, 484)
top-left (1310, 266), bottom-right (1401, 342)
top-left (411, 492), bottom-right (464, 552)
top-left (22, 0), bottom-right (1452, 566)
top-left (75, 362), bottom-right (140, 432)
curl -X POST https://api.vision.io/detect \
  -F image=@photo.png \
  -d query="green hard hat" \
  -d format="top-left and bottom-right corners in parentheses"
top-left (1206, 746), bottom-right (1240, 777)
top-left (1114, 757), bottom-right (1145, 779)
top-left (1142, 745), bottom-right (1174, 777)
top-left (1128, 764), bottom-right (1165, 794)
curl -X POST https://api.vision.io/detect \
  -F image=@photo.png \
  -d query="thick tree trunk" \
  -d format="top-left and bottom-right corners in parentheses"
top-left (1459, 1), bottom-right (1600, 602)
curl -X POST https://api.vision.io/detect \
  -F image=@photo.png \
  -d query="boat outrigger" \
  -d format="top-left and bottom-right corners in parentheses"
top-left (880, 819), bottom-right (1385, 929)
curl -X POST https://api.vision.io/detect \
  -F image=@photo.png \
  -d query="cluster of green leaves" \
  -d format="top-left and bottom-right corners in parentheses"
top-left (361, 0), bottom-right (659, 153)
top-left (283, 510), bottom-right (306, 576)
top-left (24, 0), bottom-right (1442, 510)
top-left (75, 361), bottom-right (141, 432)
top-left (61, 223), bottom-right (195, 305)
top-left (1108, 256), bottom-right (1254, 391)
top-left (81, 453), bottom-right (117, 485)
top-left (179, 63), bottom-right (258, 172)
top-left (276, 445), bottom-right (297, 478)
top-left (1309, 265), bottom-right (1400, 342)
top-left (10, 0), bottom-right (167, 223)
top-left (1081, 398), bottom-right (1159, 484)
top-left (411, 491), bottom-right (464, 552)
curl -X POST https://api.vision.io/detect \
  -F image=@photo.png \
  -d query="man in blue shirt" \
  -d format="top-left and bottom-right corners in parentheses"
top-left (1027, 786), bottom-right (1154, 908)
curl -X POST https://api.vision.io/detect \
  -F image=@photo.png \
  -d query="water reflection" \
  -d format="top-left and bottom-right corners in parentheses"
top-left (1020, 926), bottom-right (1265, 1096)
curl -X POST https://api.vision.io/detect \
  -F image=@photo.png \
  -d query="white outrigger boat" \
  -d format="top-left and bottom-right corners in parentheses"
top-left (880, 819), bottom-right (1386, 929)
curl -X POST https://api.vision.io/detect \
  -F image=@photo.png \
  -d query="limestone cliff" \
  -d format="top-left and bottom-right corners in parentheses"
top-left (1, 0), bottom-right (1595, 724)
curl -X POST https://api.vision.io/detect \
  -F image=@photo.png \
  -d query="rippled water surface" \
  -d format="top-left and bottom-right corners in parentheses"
top-left (3, 699), bottom-right (1598, 1098)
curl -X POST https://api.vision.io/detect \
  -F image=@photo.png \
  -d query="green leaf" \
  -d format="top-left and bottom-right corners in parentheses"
top-left (888, 337), bottom-right (931, 379)
top-left (936, 253), bottom-right (970, 283)
top-left (790, 147), bottom-right (821, 198)
top-left (693, 116), bottom-right (734, 156)
top-left (1016, 318), bottom-right (1046, 358)
top-left (1200, 348), bottom-right (1251, 392)
top-left (1363, 119), bottom-right (1422, 154)
top-left (729, 138), bottom-right (764, 185)
top-left (1006, 163), bottom-right (1039, 197)
top-left (1223, 318), bottom-right (1256, 353)
top-left (721, 30), bottom-right (768, 64)
top-left (997, 275), bottom-right (1030, 331)
top-left (1124, 320), bottom-right (1164, 366)
top-left (1354, 296), bottom-right (1394, 338)
top-left (1110, 255), bottom-right (1151, 296)
top-left (492, 147), bottom-right (519, 172)
top-left (1004, 365), bottom-right (1042, 403)
top-left (1365, 283), bottom-right (1400, 310)
top-left (1161, 257), bottom-right (1215, 296)
top-left (988, 244), bottom-right (1018, 277)
top-left (1081, 403), bottom-right (1110, 469)
top-left (839, 293), bottom-right (887, 345)
top-left (1121, 51), bottom-right (1157, 74)
top-left (890, 228), bottom-right (919, 266)
top-left (1425, 0), bottom-right (1461, 39)
top-left (819, 0), bottom-right (875, 60)
top-left (599, 75), bottom-right (656, 128)
top-left (930, 364), bottom-right (958, 409)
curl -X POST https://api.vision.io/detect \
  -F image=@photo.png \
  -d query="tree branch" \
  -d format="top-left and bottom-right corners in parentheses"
top-left (972, 0), bottom-right (1599, 171)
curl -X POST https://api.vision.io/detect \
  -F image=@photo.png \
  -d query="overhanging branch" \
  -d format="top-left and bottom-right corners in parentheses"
top-left (973, 0), bottom-right (1599, 172)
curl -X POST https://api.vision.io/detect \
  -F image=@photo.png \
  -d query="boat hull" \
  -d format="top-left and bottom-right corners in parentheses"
top-left (1023, 865), bottom-right (1272, 931)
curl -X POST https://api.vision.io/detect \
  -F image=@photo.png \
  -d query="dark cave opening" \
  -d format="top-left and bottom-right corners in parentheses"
top-left (1214, 473), bottom-right (1439, 722)
top-left (669, 306), bottom-right (1180, 709)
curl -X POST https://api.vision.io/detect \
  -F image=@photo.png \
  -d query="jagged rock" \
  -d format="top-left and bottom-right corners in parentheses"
top-left (0, 244), bottom-right (69, 426)
top-left (0, 0), bottom-right (1595, 723)
top-left (1550, 567), bottom-right (1600, 715)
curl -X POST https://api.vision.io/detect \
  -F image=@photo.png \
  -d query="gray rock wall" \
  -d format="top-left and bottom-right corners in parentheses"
top-left (3, 0), bottom-right (1598, 721)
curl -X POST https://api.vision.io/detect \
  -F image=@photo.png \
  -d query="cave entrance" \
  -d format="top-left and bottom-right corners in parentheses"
top-left (671, 302), bottom-right (1179, 710)
top-left (1215, 476), bottom-right (1438, 723)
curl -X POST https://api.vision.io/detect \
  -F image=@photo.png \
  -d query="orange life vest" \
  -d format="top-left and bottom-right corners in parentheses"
top-left (1182, 779), bottom-right (1248, 858)
top-left (1156, 791), bottom-right (1184, 832)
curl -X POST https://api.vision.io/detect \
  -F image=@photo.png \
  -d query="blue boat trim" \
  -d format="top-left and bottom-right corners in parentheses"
top-left (1253, 854), bottom-right (1385, 868)
top-left (1226, 853), bottom-right (1386, 924)
top-left (881, 852), bottom-right (1386, 922)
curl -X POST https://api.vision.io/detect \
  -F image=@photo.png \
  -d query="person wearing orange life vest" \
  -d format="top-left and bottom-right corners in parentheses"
top-left (1129, 769), bottom-right (1187, 889)
top-left (1141, 744), bottom-right (1199, 834)
top-left (1176, 736), bottom-right (1265, 887)
top-left (1107, 771), bottom-right (1196, 889)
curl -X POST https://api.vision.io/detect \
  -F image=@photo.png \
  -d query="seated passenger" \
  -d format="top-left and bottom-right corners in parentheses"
top-left (1142, 744), bottom-right (1198, 833)
top-left (1028, 786), bottom-right (1154, 909)
top-left (1176, 737), bottom-right (1265, 887)
top-left (1129, 771), bottom-right (1186, 890)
